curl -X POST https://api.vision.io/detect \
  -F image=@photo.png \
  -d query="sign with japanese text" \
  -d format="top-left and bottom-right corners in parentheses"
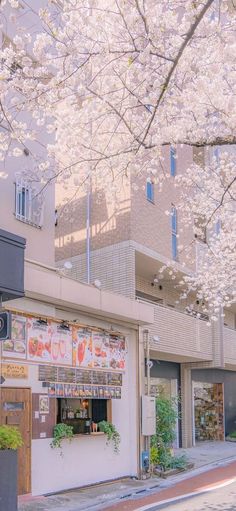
top-left (2, 363), bottom-right (28, 379)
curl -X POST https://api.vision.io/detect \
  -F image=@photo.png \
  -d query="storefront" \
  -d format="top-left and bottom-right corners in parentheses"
top-left (193, 382), bottom-right (224, 442)
top-left (146, 360), bottom-right (181, 447)
top-left (0, 310), bottom-right (138, 495)
top-left (192, 368), bottom-right (236, 443)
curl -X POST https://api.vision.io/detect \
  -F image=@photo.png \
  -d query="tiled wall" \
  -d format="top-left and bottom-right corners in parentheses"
top-left (56, 241), bottom-right (136, 299)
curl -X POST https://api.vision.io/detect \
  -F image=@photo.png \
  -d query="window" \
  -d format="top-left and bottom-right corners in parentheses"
top-left (146, 179), bottom-right (154, 202)
top-left (56, 398), bottom-right (111, 434)
top-left (15, 178), bottom-right (44, 227)
top-left (170, 146), bottom-right (176, 177)
top-left (171, 205), bottom-right (178, 260)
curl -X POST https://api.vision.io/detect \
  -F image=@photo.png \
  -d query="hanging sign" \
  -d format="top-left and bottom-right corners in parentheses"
top-left (2, 363), bottom-right (28, 379)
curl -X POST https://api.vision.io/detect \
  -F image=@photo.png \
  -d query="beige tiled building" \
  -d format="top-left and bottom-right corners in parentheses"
top-left (56, 145), bottom-right (236, 448)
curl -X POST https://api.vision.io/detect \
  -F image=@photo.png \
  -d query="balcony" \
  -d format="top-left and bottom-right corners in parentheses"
top-left (224, 326), bottom-right (236, 366)
top-left (140, 301), bottom-right (213, 362)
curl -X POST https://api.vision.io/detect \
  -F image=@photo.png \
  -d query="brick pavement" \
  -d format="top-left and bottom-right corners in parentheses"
top-left (103, 461), bottom-right (236, 511)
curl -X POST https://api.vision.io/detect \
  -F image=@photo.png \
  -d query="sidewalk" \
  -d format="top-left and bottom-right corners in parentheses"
top-left (18, 441), bottom-right (236, 511)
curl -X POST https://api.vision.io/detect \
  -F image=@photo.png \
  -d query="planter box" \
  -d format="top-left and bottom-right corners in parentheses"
top-left (226, 437), bottom-right (236, 442)
top-left (153, 462), bottom-right (194, 478)
top-left (0, 450), bottom-right (18, 511)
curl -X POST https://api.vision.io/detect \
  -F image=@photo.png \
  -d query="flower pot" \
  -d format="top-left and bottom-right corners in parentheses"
top-left (0, 450), bottom-right (18, 511)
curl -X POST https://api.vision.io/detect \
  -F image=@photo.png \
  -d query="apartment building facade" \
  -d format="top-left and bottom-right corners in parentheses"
top-left (56, 144), bottom-right (236, 448)
top-left (0, 11), bottom-right (154, 498)
top-left (0, 157), bottom-right (153, 497)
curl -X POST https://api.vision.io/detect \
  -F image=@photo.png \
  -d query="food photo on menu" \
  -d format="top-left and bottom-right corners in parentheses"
top-left (73, 328), bottom-right (93, 368)
top-left (27, 318), bottom-right (52, 362)
top-left (51, 323), bottom-right (73, 365)
top-left (2, 315), bottom-right (27, 359)
top-left (109, 335), bottom-right (126, 370)
top-left (93, 332), bottom-right (109, 368)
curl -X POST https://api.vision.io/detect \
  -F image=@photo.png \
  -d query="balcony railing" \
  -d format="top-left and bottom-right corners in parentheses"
top-left (224, 326), bottom-right (236, 365)
top-left (137, 299), bottom-right (213, 361)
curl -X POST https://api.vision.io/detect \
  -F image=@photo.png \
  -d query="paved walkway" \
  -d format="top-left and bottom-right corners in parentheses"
top-left (18, 441), bottom-right (236, 511)
top-left (103, 461), bottom-right (236, 511)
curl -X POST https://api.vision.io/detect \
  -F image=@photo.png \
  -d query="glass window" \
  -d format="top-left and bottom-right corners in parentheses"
top-left (56, 398), bottom-right (109, 434)
top-left (3, 402), bottom-right (24, 411)
top-left (146, 180), bottom-right (154, 202)
top-left (171, 205), bottom-right (178, 260)
top-left (170, 147), bottom-right (176, 177)
top-left (15, 179), bottom-right (44, 227)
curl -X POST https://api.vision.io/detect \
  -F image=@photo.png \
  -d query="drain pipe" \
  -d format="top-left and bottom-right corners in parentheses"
top-left (86, 176), bottom-right (91, 285)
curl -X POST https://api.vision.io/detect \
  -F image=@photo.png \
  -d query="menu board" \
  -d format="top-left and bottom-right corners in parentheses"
top-left (76, 369), bottom-right (93, 384)
top-left (2, 315), bottom-right (27, 359)
top-left (92, 371), bottom-right (107, 385)
top-left (51, 324), bottom-right (72, 365)
top-left (27, 318), bottom-right (52, 362)
top-left (108, 373), bottom-right (122, 386)
top-left (39, 365), bottom-right (57, 382)
top-left (39, 365), bottom-right (123, 388)
top-left (73, 328), bottom-right (93, 368)
top-left (47, 382), bottom-right (122, 399)
top-left (2, 313), bottom-right (127, 373)
top-left (58, 367), bottom-right (75, 383)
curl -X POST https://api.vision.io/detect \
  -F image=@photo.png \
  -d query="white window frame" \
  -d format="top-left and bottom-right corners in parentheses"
top-left (15, 178), bottom-right (44, 228)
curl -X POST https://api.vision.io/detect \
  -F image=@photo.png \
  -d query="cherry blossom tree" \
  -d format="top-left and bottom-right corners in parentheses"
top-left (0, 0), bottom-right (235, 311)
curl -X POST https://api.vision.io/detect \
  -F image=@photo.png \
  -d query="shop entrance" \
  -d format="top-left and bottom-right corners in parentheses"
top-left (0, 387), bottom-right (31, 495)
top-left (193, 382), bottom-right (224, 442)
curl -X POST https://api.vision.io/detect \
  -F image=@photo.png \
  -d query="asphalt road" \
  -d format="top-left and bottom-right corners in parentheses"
top-left (137, 479), bottom-right (236, 511)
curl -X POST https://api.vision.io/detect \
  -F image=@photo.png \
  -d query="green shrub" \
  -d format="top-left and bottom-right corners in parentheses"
top-left (150, 445), bottom-right (159, 466)
top-left (0, 425), bottom-right (23, 450)
top-left (229, 431), bottom-right (236, 438)
top-left (169, 454), bottom-right (187, 470)
top-left (98, 421), bottom-right (120, 453)
top-left (151, 396), bottom-right (183, 472)
top-left (50, 423), bottom-right (74, 450)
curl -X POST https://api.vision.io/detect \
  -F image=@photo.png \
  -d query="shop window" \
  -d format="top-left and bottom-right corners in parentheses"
top-left (56, 398), bottom-right (111, 434)
top-left (194, 382), bottom-right (224, 442)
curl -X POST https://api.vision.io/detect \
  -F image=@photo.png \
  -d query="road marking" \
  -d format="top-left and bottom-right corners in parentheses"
top-left (133, 477), bottom-right (236, 511)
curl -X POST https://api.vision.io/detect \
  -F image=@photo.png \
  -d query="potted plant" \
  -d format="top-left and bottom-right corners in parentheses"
top-left (0, 425), bottom-right (23, 511)
top-left (98, 420), bottom-right (120, 453)
top-left (50, 423), bottom-right (74, 454)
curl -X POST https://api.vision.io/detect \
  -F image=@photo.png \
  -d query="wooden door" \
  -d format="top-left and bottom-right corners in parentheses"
top-left (0, 387), bottom-right (31, 495)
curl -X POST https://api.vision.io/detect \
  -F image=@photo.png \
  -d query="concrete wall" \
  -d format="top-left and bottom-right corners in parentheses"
top-left (55, 176), bottom-right (131, 261)
top-left (0, 158), bottom-right (55, 265)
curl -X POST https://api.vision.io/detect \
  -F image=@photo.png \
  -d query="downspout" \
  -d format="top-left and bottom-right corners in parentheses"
top-left (137, 326), bottom-right (142, 479)
top-left (86, 177), bottom-right (91, 285)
